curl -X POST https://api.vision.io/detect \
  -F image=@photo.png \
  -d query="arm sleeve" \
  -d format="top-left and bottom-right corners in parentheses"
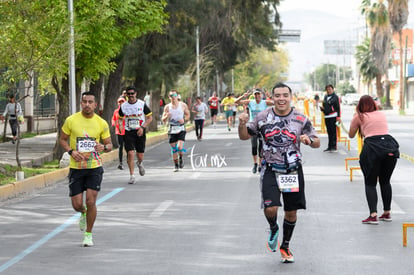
top-left (118, 105), bottom-right (124, 117)
top-left (144, 104), bottom-right (152, 115)
top-left (2, 104), bottom-right (9, 117)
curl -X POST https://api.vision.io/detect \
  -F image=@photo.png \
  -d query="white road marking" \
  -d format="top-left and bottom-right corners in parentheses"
top-left (149, 200), bottom-right (174, 218)
top-left (225, 143), bottom-right (233, 147)
top-left (190, 172), bottom-right (201, 179)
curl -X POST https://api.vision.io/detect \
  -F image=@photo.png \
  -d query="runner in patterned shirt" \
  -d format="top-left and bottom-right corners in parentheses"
top-left (238, 82), bottom-right (320, 263)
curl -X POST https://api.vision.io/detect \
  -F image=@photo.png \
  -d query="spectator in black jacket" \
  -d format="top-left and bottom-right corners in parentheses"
top-left (320, 84), bottom-right (340, 152)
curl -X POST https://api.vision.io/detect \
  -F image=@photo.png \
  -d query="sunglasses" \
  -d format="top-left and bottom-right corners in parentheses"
top-left (127, 92), bottom-right (135, 96)
top-left (170, 94), bottom-right (178, 97)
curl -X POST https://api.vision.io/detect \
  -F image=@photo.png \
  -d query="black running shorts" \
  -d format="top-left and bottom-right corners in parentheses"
top-left (68, 166), bottom-right (103, 197)
top-left (169, 131), bottom-right (186, 144)
top-left (210, 109), bottom-right (218, 117)
top-left (260, 165), bottom-right (306, 211)
top-left (124, 130), bottom-right (146, 153)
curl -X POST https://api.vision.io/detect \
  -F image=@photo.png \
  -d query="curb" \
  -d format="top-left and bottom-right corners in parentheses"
top-left (0, 126), bottom-right (193, 202)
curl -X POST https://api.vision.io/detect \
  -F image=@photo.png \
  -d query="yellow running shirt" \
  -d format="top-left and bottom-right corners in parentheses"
top-left (62, 112), bottom-right (111, 169)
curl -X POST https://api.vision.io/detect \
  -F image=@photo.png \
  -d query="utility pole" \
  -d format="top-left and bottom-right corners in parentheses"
top-left (196, 26), bottom-right (200, 97)
top-left (68, 0), bottom-right (76, 114)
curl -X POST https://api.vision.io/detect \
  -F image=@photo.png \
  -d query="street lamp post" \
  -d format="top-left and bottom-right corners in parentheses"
top-left (196, 26), bottom-right (200, 97)
top-left (68, 0), bottom-right (76, 114)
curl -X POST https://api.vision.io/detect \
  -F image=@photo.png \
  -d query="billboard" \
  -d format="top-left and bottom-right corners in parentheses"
top-left (324, 40), bottom-right (356, 55)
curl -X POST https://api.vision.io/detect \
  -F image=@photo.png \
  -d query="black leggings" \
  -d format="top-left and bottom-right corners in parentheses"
top-left (195, 119), bottom-right (204, 137)
top-left (9, 119), bottom-right (18, 137)
top-left (117, 134), bottom-right (125, 163)
top-left (362, 155), bottom-right (397, 214)
top-left (325, 117), bottom-right (337, 149)
top-left (250, 135), bottom-right (263, 157)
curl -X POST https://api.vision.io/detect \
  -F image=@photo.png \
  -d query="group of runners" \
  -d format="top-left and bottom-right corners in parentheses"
top-left (63, 82), bottom-right (398, 266)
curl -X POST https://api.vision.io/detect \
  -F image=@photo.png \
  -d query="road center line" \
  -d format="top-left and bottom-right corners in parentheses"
top-left (0, 187), bottom-right (125, 273)
top-left (149, 200), bottom-right (174, 218)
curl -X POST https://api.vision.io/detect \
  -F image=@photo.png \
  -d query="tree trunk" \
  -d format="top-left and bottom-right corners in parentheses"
top-left (90, 74), bottom-right (104, 117)
top-left (149, 89), bottom-right (160, 132)
top-left (52, 75), bottom-right (70, 160)
top-left (104, 59), bottom-right (124, 148)
top-left (375, 73), bottom-right (384, 98)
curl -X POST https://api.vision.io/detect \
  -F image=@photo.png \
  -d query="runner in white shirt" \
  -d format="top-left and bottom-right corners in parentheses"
top-left (162, 90), bottom-right (190, 171)
top-left (192, 96), bottom-right (208, 141)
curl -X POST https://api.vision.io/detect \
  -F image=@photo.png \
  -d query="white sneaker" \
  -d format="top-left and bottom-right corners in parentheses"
top-left (82, 233), bottom-right (93, 247)
top-left (128, 175), bottom-right (136, 184)
top-left (137, 161), bottom-right (145, 176)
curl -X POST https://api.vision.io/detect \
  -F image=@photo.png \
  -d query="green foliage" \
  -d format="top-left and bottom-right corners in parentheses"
top-left (355, 37), bottom-right (378, 88)
top-left (74, 0), bottom-right (168, 81)
top-left (336, 81), bottom-right (356, 95)
top-left (0, 163), bottom-right (59, 186)
top-left (305, 63), bottom-right (352, 91)
top-left (0, 0), bottom-right (69, 91)
top-left (233, 46), bottom-right (289, 93)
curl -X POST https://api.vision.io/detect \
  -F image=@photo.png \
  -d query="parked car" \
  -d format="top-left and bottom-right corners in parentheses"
top-left (342, 93), bottom-right (361, 105)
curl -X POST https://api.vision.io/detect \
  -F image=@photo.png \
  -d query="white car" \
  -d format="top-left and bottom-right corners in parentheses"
top-left (342, 93), bottom-right (361, 105)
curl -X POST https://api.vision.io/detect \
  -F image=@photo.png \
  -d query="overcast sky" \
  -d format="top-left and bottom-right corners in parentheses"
top-left (278, 0), bottom-right (364, 18)
top-left (277, 0), bottom-right (414, 83)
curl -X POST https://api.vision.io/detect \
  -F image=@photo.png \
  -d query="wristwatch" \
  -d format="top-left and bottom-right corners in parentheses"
top-left (309, 137), bottom-right (314, 144)
top-left (68, 149), bottom-right (73, 155)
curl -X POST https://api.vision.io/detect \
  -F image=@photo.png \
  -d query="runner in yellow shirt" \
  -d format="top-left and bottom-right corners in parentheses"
top-left (59, 91), bottom-right (112, 247)
top-left (220, 93), bottom-right (236, 131)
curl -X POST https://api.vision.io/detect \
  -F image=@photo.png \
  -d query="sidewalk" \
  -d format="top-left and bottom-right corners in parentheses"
top-left (0, 132), bottom-right (57, 168)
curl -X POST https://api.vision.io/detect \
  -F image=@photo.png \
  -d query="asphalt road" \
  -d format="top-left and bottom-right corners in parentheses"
top-left (1, 106), bottom-right (414, 275)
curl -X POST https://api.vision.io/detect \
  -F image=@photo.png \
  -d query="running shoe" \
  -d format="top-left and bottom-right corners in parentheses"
top-left (117, 163), bottom-right (123, 170)
top-left (79, 211), bottom-right (86, 231)
top-left (179, 157), bottom-right (184, 169)
top-left (379, 213), bottom-right (392, 222)
top-left (137, 161), bottom-right (145, 176)
top-left (128, 175), bottom-right (136, 184)
top-left (252, 163), bottom-right (258, 174)
top-left (174, 163), bottom-right (179, 172)
top-left (228, 127), bottom-right (231, 131)
top-left (280, 247), bottom-right (294, 263)
top-left (82, 232), bottom-right (93, 247)
top-left (323, 148), bottom-right (331, 152)
top-left (362, 215), bottom-right (378, 224)
top-left (266, 226), bottom-right (279, 252)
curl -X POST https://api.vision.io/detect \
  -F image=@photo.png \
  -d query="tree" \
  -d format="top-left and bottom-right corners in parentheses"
top-left (387, 0), bottom-right (409, 112)
top-left (361, 0), bottom-right (392, 98)
top-left (0, 1), bottom-right (167, 159)
top-left (233, 46), bottom-right (289, 93)
top-left (121, 0), bottom-right (283, 123)
top-left (305, 64), bottom-right (351, 91)
top-left (56, 0), bottom-right (167, 158)
top-left (355, 37), bottom-right (379, 94)
top-left (0, 0), bottom-right (69, 171)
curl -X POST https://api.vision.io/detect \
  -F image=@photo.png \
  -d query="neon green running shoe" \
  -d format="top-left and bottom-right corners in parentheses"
top-left (82, 232), bottom-right (93, 247)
